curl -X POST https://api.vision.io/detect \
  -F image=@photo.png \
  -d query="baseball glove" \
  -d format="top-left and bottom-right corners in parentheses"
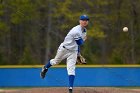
top-left (76, 54), bottom-right (86, 64)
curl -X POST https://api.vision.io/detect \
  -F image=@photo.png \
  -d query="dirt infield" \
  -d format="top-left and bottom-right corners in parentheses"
top-left (0, 87), bottom-right (140, 93)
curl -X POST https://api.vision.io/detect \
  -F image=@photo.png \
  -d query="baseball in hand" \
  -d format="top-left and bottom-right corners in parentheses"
top-left (123, 27), bottom-right (128, 32)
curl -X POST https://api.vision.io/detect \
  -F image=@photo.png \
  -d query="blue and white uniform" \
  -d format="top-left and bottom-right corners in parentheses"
top-left (50, 25), bottom-right (87, 75)
top-left (43, 15), bottom-right (89, 92)
top-left (60, 25), bottom-right (87, 51)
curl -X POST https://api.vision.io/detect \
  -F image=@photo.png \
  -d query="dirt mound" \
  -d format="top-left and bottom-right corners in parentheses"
top-left (1, 87), bottom-right (140, 93)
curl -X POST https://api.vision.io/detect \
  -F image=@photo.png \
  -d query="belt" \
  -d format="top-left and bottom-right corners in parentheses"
top-left (63, 46), bottom-right (77, 52)
top-left (63, 46), bottom-right (65, 48)
top-left (63, 46), bottom-right (69, 50)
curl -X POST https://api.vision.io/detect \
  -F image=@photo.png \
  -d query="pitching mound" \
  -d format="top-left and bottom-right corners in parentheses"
top-left (0, 87), bottom-right (140, 93)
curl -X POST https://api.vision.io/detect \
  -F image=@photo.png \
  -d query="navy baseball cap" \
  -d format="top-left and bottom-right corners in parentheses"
top-left (80, 15), bottom-right (89, 20)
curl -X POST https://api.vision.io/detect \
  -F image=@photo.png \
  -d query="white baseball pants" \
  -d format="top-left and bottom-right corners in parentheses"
top-left (50, 46), bottom-right (77, 75)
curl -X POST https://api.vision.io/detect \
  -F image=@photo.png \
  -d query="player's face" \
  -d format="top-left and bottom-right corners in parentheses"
top-left (79, 20), bottom-right (89, 27)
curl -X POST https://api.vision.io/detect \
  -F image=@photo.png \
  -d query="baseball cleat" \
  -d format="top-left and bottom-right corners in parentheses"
top-left (69, 89), bottom-right (73, 93)
top-left (40, 66), bottom-right (48, 79)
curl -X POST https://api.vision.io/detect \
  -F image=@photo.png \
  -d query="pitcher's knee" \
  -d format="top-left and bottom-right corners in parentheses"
top-left (50, 59), bottom-right (60, 66)
top-left (67, 67), bottom-right (75, 75)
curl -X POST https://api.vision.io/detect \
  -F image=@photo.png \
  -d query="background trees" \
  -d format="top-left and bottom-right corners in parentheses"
top-left (0, 0), bottom-right (140, 65)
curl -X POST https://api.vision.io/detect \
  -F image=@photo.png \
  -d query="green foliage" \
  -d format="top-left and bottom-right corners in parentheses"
top-left (0, 0), bottom-right (140, 65)
top-left (18, 47), bottom-right (38, 65)
top-left (9, 0), bottom-right (39, 24)
top-left (82, 37), bottom-right (104, 64)
top-left (109, 49), bottom-right (124, 64)
top-left (0, 22), bottom-right (9, 35)
top-left (88, 23), bottom-right (105, 39)
top-left (0, 51), bottom-right (5, 65)
top-left (0, 4), bottom-right (4, 16)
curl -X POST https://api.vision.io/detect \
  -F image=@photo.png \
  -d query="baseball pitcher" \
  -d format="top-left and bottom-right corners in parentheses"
top-left (40, 15), bottom-right (89, 93)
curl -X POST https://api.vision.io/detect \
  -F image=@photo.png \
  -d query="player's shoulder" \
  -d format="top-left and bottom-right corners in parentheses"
top-left (70, 25), bottom-right (81, 33)
top-left (72, 25), bottom-right (81, 30)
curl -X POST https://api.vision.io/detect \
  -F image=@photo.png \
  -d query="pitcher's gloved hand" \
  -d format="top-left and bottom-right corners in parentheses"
top-left (76, 54), bottom-right (86, 64)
